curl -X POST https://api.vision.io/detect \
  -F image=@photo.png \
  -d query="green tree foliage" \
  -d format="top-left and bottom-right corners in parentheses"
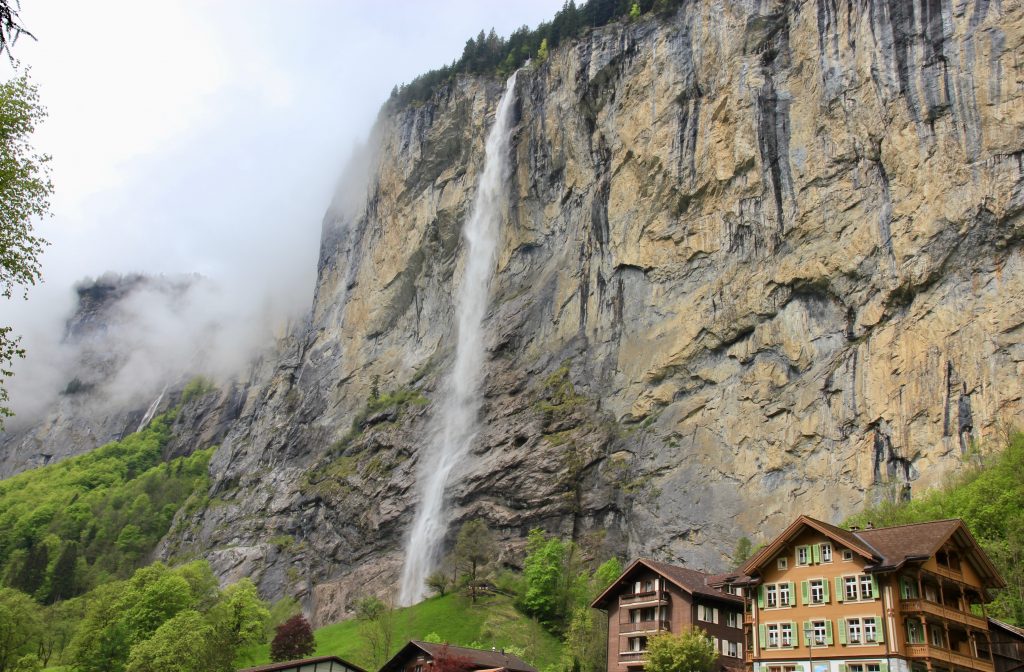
top-left (0, 587), bottom-right (41, 672)
top-left (453, 519), bottom-right (496, 601)
top-left (0, 69), bottom-right (51, 427)
top-left (846, 433), bottom-right (1024, 624)
top-left (68, 561), bottom-right (269, 672)
top-left (355, 596), bottom-right (396, 667)
top-left (644, 629), bottom-right (718, 672)
top-left (732, 537), bottom-right (753, 568)
top-left (0, 413), bottom-right (214, 601)
top-left (426, 570), bottom-right (451, 597)
top-left (519, 529), bottom-right (621, 638)
top-left (270, 614), bottom-right (316, 663)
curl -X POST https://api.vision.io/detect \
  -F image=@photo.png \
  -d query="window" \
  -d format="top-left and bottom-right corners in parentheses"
top-left (848, 666), bottom-right (865, 672)
top-left (810, 579), bottom-right (825, 604)
top-left (727, 641), bottom-right (739, 657)
top-left (847, 618), bottom-right (862, 644)
top-left (812, 620), bottom-right (827, 646)
top-left (778, 583), bottom-right (791, 606)
top-left (639, 607), bottom-right (656, 622)
top-left (821, 543), bottom-right (832, 563)
top-left (864, 618), bottom-right (878, 643)
top-left (907, 620), bottom-right (925, 644)
top-left (845, 577), bottom-right (859, 601)
top-left (797, 546), bottom-right (811, 565)
top-left (698, 605), bottom-right (719, 623)
top-left (628, 637), bottom-right (647, 652)
top-left (766, 585), bottom-right (778, 608)
top-left (778, 557), bottom-right (789, 570)
top-left (842, 549), bottom-right (854, 561)
top-left (727, 611), bottom-right (741, 628)
top-left (900, 577), bottom-right (920, 599)
top-left (860, 575), bottom-right (874, 599)
top-left (767, 624), bottom-right (780, 648)
top-left (780, 623), bottom-right (793, 647)
top-left (866, 665), bottom-right (881, 672)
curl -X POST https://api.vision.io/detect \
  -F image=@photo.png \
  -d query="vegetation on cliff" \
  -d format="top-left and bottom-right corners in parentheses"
top-left (389, 0), bottom-right (685, 106)
top-left (846, 433), bottom-right (1024, 625)
top-left (0, 412), bottom-right (212, 604)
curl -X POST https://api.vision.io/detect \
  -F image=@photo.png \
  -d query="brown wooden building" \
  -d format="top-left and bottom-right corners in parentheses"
top-left (983, 619), bottom-right (1024, 672)
top-left (591, 558), bottom-right (746, 672)
top-left (237, 655), bottom-right (366, 672)
top-left (729, 516), bottom-right (1006, 672)
top-left (378, 641), bottom-right (537, 672)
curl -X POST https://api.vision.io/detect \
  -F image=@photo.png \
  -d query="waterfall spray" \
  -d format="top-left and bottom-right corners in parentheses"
top-left (398, 72), bottom-right (519, 606)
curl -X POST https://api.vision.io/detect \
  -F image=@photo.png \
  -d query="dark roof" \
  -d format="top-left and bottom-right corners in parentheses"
top-left (740, 516), bottom-right (1005, 590)
top-left (378, 641), bottom-right (537, 672)
top-left (238, 655), bottom-right (367, 672)
top-left (590, 558), bottom-right (742, 608)
top-left (988, 618), bottom-right (1024, 641)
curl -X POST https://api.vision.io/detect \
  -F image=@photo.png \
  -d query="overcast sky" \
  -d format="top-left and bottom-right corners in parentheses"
top-left (3, 0), bottom-right (564, 419)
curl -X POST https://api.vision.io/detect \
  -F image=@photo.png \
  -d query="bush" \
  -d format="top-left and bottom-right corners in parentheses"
top-left (270, 614), bottom-right (315, 662)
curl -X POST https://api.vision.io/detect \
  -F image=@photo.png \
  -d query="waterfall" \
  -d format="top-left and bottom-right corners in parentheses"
top-left (398, 72), bottom-right (519, 606)
top-left (136, 385), bottom-right (167, 433)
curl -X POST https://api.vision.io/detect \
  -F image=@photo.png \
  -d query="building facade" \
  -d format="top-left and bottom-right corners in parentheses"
top-left (728, 516), bottom-right (1006, 672)
top-left (378, 641), bottom-right (538, 672)
top-left (592, 558), bottom-right (746, 672)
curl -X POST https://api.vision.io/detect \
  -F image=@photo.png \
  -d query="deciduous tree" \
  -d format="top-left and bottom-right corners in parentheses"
top-left (270, 614), bottom-right (315, 663)
top-left (645, 630), bottom-right (718, 672)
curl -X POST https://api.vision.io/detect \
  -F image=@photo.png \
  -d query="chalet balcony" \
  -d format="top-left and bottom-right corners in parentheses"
top-left (744, 612), bottom-right (754, 625)
top-left (620, 590), bottom-right (670, 606)
top-left (900, 599), bottom-right (987, 630)
top-left (620, 620), bottom-right (670, 634)
top-left (618, 652), bottom-right (647, 665)
top-left (905, 644), bottom-right (994, 672)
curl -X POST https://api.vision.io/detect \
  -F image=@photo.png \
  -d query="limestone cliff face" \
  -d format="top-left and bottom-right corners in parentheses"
top-left (157, 0), bottom-right (1023, 623)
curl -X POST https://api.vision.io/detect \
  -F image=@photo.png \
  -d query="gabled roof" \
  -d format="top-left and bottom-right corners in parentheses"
top-left (740, 515), bottom-right (879, 576)
top-left (378, 641), bottom-right (537, 672)
top-left (739, 515), bottom-right (1005, 590)
top-left (988, 618), bottom-right (1024, 641)
top-left (238, 655), bottom-right (366, 672)
top-left (856, 519), bottom-right (1005, 588)
top-left (590, 558), bottom-right (742, 609)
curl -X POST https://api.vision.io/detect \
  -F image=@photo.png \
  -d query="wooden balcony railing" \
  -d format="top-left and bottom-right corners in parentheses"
top-left (900, 599), bottom-right (987, 630)
top-left (744, 612), bottom-right (754, 625)
top-left (620, 591), bottom-right (671, 606)
top-left (620, 620), bottom-right (670, 634)
top-left (905, 643), bottom-right (993, 672)
top-left (618, 652), bottom-right (646, 664)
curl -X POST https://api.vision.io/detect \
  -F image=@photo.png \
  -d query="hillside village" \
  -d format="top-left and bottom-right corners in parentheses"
top-left (242, 516), bottom-right (1024, 672)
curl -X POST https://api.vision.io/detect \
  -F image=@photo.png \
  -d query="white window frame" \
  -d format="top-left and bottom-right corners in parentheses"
top-left (797, 546), bottom-right (810, 566)
top-left (778, 557), bottom-right (789, 570)
top-left (842, 549), bottom-right (854, 561)
top-left (860, 575), bottom-right (874, 599)
top-left (821, 543), bottom-right (833, 563)
top-left (845, 576), bottom-right (859, 601)
top-left (766, 585), bottom-right (778, 608)
top-left (767, 624), bottom-right (780, 648)
top-left (727, 640), bottom-right (739, 657)
top-left (864, 617), bottom-right (878, 643)
top-left (848, 617), bottom-right (862, 644)
top-left (780, 623), bottom-right (793, 647)
top-left (812, 620), bottom-right (827, 646)
top-left (810, 579), bottom-right (825, 604)
top-left (778, 583), bottom-right (791, 607)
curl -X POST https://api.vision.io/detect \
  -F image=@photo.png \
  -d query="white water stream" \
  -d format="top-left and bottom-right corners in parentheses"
top-left (398, 72), bottom-right (519, 606)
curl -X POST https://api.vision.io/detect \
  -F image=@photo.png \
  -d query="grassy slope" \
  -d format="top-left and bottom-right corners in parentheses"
top-left (236, 593), bottom-right (564, 670)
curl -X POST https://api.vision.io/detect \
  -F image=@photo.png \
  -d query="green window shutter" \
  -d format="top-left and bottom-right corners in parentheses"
top-left (876, 619), bottom-right (885, 643)
top-left (871, 575), bottom-right (879, 598)
top-left (879, 664), bottom-right (888, 672)
top-left (803, 621), bottom-right (812, 647)
top-left (759, 624), bottom-right (767, 647)
top-left (812, 544), bottom-right (821, 564)
top-left (825, 619), bottom-right (834, 645)
top-left (835, 577), bottom-right (844, 602)
top-left (789, 582), bottom-right (796, 606)
top-left (838, 619), bottom-right (847, 645)
top-left (900, 578), bottom-right (908, 599)
top-left (758, 585), bottom-right (765, 608)
top-left (839, 665), bottom-right (847, 672)
top-left (823, 580), bottom-right (830, 603)
top-left (801, 581), bottom-right (810, 605)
